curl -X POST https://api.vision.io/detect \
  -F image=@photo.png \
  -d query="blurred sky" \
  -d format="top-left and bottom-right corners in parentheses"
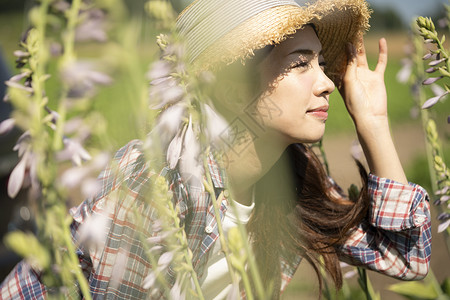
top-left (364, 0), bottom-right (446, 24)
top-left (176, 0), bottom-right (448, 25)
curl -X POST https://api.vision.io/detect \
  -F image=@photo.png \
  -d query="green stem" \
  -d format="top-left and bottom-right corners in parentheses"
top-left (132, 205), bottom-right (172, 293)
top-left (202, 151), bottom-right (240, 285)
top-left (238, 265), bottom-right (254, 300)
top-left (62, 0), bottom-right (81, 62)
top-left (53, 0), bottom-right (82, 151)
top-left (318, 257), bottom-right (334, 300)
top-left (357, 268), bottom-right (372, 300)
top-left (166, 200), bottom-right (205, 300)
top-left (182, 241), bottom-right (204, 300)
top-left (32, 0), bottom-right (51, 125)
top-left (228, 199), bottom-right (267, 299)
top-left (414, 33), bottom-right (450, 253)
top-left (426, 268), bottom-right (446, 297)
top-left (60, 210), bottom-right (93, 300)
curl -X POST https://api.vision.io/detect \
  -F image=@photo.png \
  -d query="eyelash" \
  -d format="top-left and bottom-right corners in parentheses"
top-left (291, 61), bottom-right (327, 69)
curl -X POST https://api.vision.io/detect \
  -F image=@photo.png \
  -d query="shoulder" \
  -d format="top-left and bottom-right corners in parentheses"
top-left (111, 139), bottom-right (147, 175)
top-left (70, 140), bottom-right (152, 222)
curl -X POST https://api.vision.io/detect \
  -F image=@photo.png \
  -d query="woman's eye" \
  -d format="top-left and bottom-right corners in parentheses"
top-left (319, 61), bottom-right (327, 70)
top-left (291, 61), bottom-right (309, 69)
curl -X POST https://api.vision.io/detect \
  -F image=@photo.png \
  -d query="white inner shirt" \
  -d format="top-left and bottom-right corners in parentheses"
top-left (199, 199), bottom-right (255, 300)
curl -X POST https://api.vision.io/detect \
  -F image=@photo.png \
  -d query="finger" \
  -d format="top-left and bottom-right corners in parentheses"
top-left (375, 38), bottom-right (388, 74)
top-left (346, 43), bottom-right (358, 75)
top-left (344, 42), bottom-right (357, 80)
top-left (356, 34), bottom-right (369, 68)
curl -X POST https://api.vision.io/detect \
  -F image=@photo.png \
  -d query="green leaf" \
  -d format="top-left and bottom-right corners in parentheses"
top-left (441, 277), bottom-right (450, 295)
top-left (348, 184), bottom-right (360, 202)
top-left (4, 231), bottom-right (51, 270)
top-left (388, 281), bottom-right (439, 299)
top-left (439, 67), bottom-right (450, 77)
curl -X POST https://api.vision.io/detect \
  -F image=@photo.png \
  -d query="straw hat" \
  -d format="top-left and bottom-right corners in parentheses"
top-left (176, 0), bottom-right (371, 84)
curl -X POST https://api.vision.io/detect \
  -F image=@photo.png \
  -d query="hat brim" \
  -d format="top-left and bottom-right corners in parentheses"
top-left (183, 0), bottom-right (370, 86)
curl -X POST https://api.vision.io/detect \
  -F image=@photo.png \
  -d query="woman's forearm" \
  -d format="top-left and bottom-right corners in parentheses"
top-left (355, 117), bottom-right (408, 184)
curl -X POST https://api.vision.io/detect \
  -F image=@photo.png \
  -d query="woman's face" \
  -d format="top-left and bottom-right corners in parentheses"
top-left (255, 25), bottom-right (335, 144)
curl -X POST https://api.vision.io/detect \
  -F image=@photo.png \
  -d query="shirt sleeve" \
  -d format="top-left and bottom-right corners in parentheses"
top-left (0, 139), bottom-right (153, 299)
top-left (339, 173), bottom-right (432, 280)
top-left (0, 260), bottom-right (46, 299)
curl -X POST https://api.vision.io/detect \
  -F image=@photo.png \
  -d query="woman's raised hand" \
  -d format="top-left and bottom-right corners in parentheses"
top-left (339, 37), bottom-right (408, 184)
top-left (340, 36), bottom-right (388, 129)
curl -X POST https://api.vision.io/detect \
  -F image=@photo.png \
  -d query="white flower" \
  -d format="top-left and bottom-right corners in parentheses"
top-left (142, 272), bottom-right (156, 290)
top-left (81, 177), bottom-right (101, 199)
top-left (13, 131), bottom-right (31, 157)
top-left (56, 138), bottom-right (92, 166)
top-left (5, 80), bottom-right (34, 93)
top-left (422, 91), bottom-right (449, 109)
top-left (438, 219), bottom-right (450, 233)
top-left (8, 151), bottom-right (28, 198)
top-left (90, 152), bottom-right (110, 170)
top-left (179, 120), bottom-right (203, 189)
top-left (61, 61), bottom-right (112, 98)
top-left (110, 248), bottom-right (129, 289)
top-left (75, 9), bottom-right (108, 43)
top-left (149, 77), bottom-right (185, 109)
top-left (61, 166), bottom-right (91, 189)
top-left (154, 103), bottom-right (186, 148)
top-left (166, 127), bottom-right (185, 169)
top-left (204, 104), bottom-right (229, 145)
top-left (396, 58), bottom-right (412, 83)
top-left (147, 60), bottom-right (172, 81)
top-left (63, 117), bottom-right (84, 134)
top-left (8, 132), bottom-right (34, 198)
top-left (0, 118), bottom-right (15, 135)
top-left (170, 275), bottom-right (186, 300)
top-left (430, 83), bottom-right (447, 98)
top-left (350, 139), bottom-right (363, 161)
top-left (77, 210), bottom-right (111, 248)
top-left (344, 269), bottom-right (358, 279)
top-left (157, 251), bottom-right (174, 271)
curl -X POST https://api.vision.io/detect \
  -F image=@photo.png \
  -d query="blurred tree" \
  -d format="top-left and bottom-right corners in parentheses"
top-left (170, 0), bottom-right (193, 13)
top-left (369, 5), bottom-right (405, 31)
top-left (0, 0), bottom-right (26, 12)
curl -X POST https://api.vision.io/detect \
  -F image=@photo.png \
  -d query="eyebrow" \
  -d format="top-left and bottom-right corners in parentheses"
top-left (287, 49), bottom-right (323, 56)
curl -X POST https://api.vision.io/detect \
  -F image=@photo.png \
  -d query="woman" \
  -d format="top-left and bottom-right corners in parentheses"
top-left (1, 0), bottom-right (431, 299)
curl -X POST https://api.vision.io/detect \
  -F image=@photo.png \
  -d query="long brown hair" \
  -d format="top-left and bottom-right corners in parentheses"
top-left (247, 143), bottom-right (369, 298)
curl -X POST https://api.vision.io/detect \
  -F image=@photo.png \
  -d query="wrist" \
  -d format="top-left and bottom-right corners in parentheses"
top-left (353, 115), bottom-right (390, 137)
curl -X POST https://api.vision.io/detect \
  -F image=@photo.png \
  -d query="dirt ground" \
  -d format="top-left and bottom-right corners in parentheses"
top-left (283, 122), bottom-right (450, 299)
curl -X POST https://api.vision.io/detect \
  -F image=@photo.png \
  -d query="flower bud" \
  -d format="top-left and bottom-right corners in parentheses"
top-left (422, 92), bottom-right (449, 109)
top-left (423, 53), bottom-right (433, 60)
top-left (429, 58), bottom-right (446, 66)
top-left (0, 118), bottom-right (15, 135)
top-left (423, 76), bottom-right (443, 85)
top-left (437, 212), bottom-right (450, 221)
top-left (417, 17), bottom-right (427, 28)
top-left (438, 219), bottom-right (450, 233)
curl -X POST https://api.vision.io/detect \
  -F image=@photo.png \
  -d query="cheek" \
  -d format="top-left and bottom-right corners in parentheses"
top-left (269, 75), bottom-right (312, 116)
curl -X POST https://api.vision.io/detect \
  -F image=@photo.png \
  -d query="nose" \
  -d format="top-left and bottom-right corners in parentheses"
top-left (314, 67), bottom-right (335, 98)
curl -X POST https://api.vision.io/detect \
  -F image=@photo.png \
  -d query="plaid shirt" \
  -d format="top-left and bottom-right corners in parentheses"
top-left (1, 140), bottom-right (432, 299)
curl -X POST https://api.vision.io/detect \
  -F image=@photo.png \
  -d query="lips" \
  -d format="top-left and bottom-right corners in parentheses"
top-left (307, 105), bottom-right (329, 120)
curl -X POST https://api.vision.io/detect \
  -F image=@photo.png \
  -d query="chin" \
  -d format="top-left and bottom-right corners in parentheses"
top-left (286, 133), bottom-right (324, 145)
